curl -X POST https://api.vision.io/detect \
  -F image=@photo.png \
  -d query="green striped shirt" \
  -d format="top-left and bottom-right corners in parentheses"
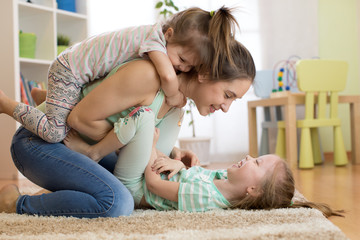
top-left (143, 166), bottom-right (231, 212)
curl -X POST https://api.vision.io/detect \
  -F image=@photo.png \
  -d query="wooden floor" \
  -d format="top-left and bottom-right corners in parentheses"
top-left (1, 160), bottom-right (359, 240)
top-left (293, 162), bottom-right (360, 240)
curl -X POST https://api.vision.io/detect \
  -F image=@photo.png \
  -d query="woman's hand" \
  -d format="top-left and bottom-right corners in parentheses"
top-left (171, 147), bottom-right (200, 167)
top-left (151, 156), bottom-right (185, 179)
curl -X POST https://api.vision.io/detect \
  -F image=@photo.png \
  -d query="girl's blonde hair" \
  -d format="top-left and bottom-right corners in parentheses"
top-left (163, 6), bottom-right (239, 79)
top-left (230, 157), bottom-right (344, 218)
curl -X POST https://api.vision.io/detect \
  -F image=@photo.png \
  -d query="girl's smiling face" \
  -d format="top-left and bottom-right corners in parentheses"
top-left (226, 155), bottom-right (281, 193)
top-left (166, 43), bottom-right (196, 73)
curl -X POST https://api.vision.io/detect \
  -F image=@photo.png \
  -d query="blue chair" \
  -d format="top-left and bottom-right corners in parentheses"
top-left (253, 70), bottom-right (282, 155)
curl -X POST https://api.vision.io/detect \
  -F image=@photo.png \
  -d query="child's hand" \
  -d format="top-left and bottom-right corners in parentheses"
top-left (171, 147), bottom-right (200, 167)
top-left (151, 156), bottom-right (185, 179)
top-left (165, 91), bottom-right (186, 108)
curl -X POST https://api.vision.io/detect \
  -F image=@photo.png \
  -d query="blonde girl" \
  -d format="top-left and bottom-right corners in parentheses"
top-left (143, 129), bottom-right (344, 218)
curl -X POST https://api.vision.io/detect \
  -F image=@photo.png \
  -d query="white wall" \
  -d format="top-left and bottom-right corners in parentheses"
top-left (87, 0), bottom-right (157, 36)
top-left (258, 0), bottom-right (318, 69)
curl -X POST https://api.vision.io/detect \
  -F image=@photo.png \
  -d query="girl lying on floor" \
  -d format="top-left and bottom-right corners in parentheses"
top-left (66, 127), bottom-right (344, 218)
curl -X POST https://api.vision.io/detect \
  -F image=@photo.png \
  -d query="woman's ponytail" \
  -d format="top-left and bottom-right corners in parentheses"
top-left (209, 6), bottom-right (239, 78)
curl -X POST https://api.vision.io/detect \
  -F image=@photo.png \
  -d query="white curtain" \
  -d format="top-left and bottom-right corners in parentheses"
top-left (258, 0), bottom-right (319, 69)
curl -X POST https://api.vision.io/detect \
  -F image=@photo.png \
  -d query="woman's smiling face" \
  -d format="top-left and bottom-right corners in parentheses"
top-left (188, 77), bottom-right (252, 116)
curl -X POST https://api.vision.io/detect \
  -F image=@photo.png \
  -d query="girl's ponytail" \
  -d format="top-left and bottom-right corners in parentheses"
top-left (209, 6), bottom-right (239, 78)
top-left (291, 201), bottom-right (345, 218)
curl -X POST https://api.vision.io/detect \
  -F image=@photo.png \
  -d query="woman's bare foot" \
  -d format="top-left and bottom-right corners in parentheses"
top-left (64, 129), bottom-right (92, 157)
top-left (30, 88), bottom-right (47, 106)
top-left (33, 188), bottom-right (52, 196)
top-left (0, 184), bottom-right (20, 213)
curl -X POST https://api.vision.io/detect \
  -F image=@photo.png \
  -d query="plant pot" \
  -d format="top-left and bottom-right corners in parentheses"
top-left (178, 137), bottom-right (211, 166)
top-left (56, 0), bottom-right (76, 12)
top-left (57, 45), bottom-right (68, 55)
top-left (19, 32), bottom-right (36, 59)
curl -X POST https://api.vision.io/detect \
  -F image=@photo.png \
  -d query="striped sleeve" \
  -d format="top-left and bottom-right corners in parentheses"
top-left (138, 23), bottom-right (167, 57)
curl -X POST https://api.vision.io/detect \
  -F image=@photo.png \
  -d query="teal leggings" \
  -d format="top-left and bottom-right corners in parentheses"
top-left (112, 106), bottom-right (156, 205)
top-left (112, 106), bottom-right (183, 205)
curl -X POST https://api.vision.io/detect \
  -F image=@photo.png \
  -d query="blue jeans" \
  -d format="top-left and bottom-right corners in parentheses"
top-left (10, 127), bottom-right (134, 218)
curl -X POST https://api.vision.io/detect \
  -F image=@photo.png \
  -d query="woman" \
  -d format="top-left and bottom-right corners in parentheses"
top-left (0, 40), bottom-right (255, 218)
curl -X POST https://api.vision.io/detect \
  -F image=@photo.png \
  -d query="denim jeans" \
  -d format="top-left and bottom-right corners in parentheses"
top-left (10, 127), bottom-right (134, 218)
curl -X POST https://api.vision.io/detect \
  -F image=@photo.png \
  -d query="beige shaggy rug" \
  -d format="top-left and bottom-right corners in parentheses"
top-left (0, 190), bottom-right (348, 240)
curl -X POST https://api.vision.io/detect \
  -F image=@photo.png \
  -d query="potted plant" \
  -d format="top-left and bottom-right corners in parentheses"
top-left (178, 99), bottom-right (211, 166)
top-left (19, 31), bottom-right (37, 59)
top-left (57, 34), bottom-right (70, 55)
top-left (155, 0), bottom-right (179, 19)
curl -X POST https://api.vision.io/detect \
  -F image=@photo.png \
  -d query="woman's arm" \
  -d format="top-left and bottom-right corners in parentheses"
top-left (68, 60), bottom-right (160, 141)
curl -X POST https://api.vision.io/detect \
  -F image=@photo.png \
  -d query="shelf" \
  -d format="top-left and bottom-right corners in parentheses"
top-left (19, 4), bottom-right (55, 60)
top-left (20, 57), bottom-right (52, 65)
top-left (56, 9), bottom-right (87, 19)
top-left (18, 0), bottom-right (54, 10)
top-left (0, 0), bottom-right (88, 179)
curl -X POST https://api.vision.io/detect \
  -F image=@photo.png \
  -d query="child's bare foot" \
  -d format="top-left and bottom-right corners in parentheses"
top-left (31, 88), bottom-right (47, 106)
top-left (0, 89), bottom-right (21, 116)
top-left (64, 129), bottom-right (92, 157)
top-left (0, 184), bottom-right (20, 213)
top-left (0, 89), bottom-right (9, 114)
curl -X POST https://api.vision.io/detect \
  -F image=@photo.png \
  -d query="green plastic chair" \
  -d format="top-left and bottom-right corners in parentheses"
top-left (276, 59), bottom-right (348, 168)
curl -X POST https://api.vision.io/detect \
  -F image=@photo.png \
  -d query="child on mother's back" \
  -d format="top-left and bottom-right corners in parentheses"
top-left (0, 6), bottom-right (239, 143)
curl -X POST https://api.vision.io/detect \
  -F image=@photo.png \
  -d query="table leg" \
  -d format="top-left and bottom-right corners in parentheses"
top-left (248, 104), bottom-right (258, 157)
top-left (350, 101), bottom-right (360, 164)
top-left (284, 102), bottom-right (298, 169)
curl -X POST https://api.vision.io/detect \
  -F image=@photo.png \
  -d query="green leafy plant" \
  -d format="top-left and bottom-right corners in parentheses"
top-left (155, 0), bottom-right (179, 18)
top-left (57, 34), bottom-right (70, 46)
top-left (185, 99), bottom-right (196, 137)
